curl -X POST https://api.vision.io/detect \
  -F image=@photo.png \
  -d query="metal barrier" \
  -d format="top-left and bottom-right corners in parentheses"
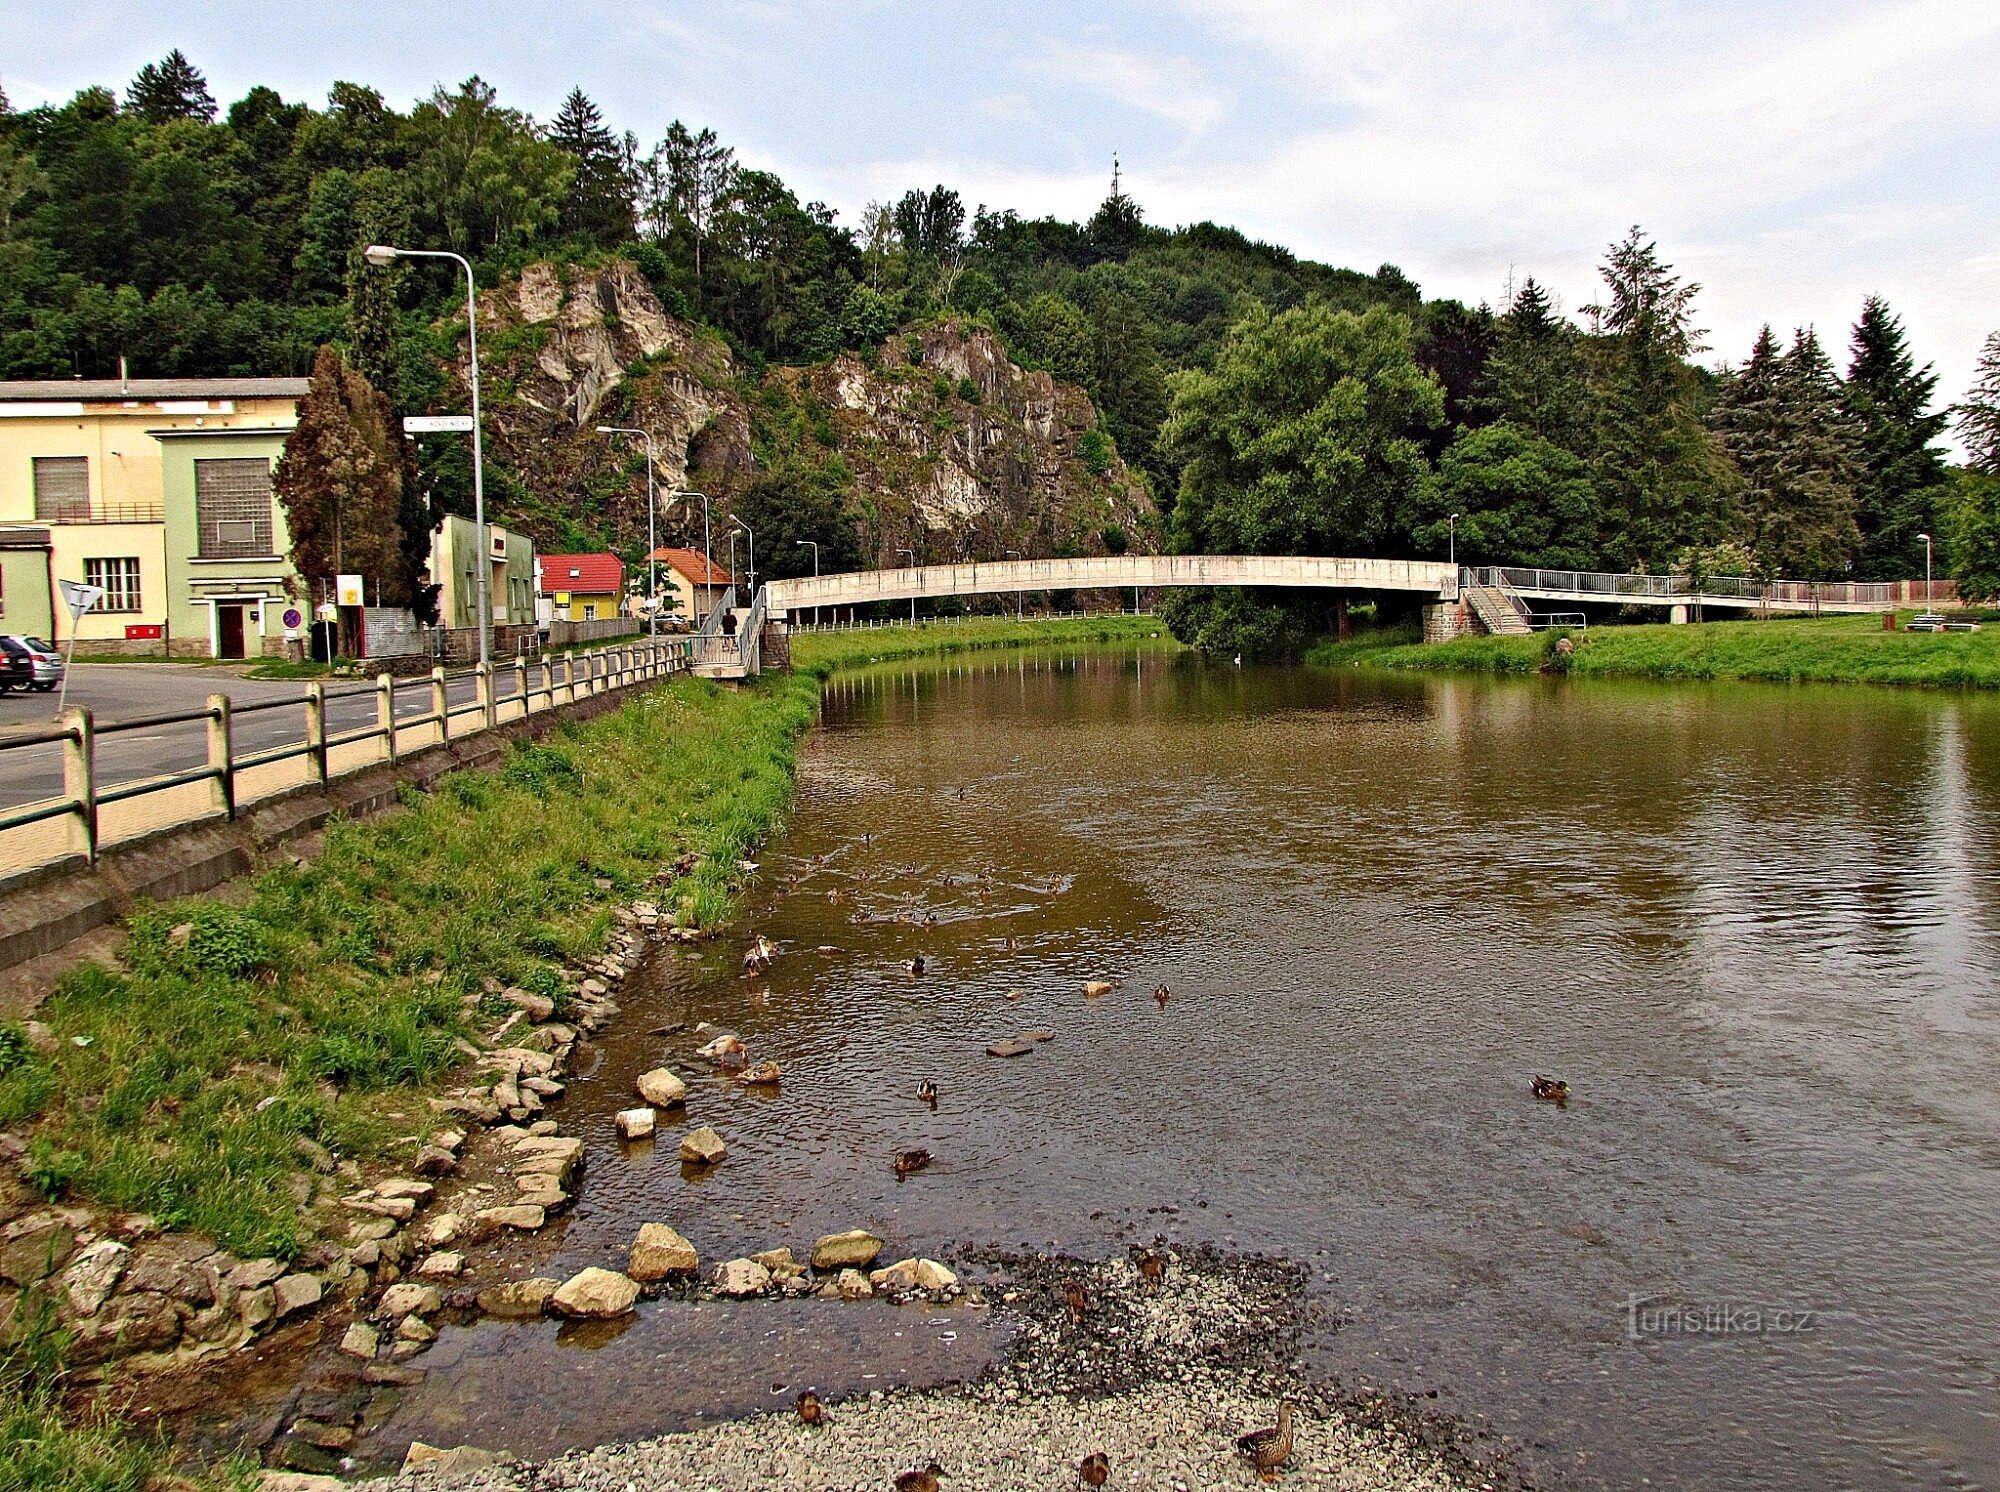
top-left (0, 637), bottom-right (685, 876)
top-left (1465, 566), bottom-right (1899, 610)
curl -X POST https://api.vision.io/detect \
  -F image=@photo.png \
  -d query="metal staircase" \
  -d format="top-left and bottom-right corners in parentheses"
top-left (1462, 574), bottom-right (1533, 636)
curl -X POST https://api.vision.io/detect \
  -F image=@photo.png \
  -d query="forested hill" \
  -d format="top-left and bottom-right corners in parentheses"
top-left (4, 53), bottom-right (1996, 612)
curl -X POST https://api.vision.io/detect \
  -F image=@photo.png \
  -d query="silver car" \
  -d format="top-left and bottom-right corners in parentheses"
top-left (1, 634), bottom-right (63, 691)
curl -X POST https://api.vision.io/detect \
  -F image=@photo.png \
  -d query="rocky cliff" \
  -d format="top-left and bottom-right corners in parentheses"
top-left (449, 259), bottom-right (1157, 569)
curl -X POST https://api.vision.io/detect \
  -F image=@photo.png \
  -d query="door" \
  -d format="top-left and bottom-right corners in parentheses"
top-left (217, 604), bottom-right (246, 659)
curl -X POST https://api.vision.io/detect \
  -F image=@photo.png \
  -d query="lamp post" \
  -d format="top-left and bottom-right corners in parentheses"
top-left (897, 546), bottom-right (916, 624)
top-left (731, 514), bottom-right (756, 601)
top-left (596, 425), bottom-right (657, 636)
top-left (797, 540), bottom-right (818, 627)
top-left (1448, 512), bottom-right (1459, 572)
top-left (1919, 531), bottom-right (1933, 612)
top-left (1005, 548), bottom-right (1024, 619)
top-left (365, 244), bottom-right (489, 670)
top-left (672, 490), bottom-right (713, 621)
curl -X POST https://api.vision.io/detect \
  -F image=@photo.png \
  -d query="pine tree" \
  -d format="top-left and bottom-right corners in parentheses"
top-left (1842, 296), bottom-right (1949, 578)
top-left (1480, 277), bottom-right (1594, 453)
top-left (1085, 155), bottom-right (1143, 261)
top-left (1956, 331), bottom-right (2000, 475)
top-left (275, 346), bottom-right (410, 629)
top-left (549, 87), bottom-right (631, 242)
top-left (126, 50), bottom-right (217, 124)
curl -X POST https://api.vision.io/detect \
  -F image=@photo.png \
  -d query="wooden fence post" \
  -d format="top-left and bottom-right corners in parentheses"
top-left (376, 673), bottom-right (398, 766)
top-left (476, 662), bottom-right (494, 730)
top-left (305, 681), bottom-right (328, 787)
top-left (62, 707), bottom-right (97, 863)
top-left (206, 694), bottom-right (235, 820)
top-left (432, 666), bottom-right (450, 745)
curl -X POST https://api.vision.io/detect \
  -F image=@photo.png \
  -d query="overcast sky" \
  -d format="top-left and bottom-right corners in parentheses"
top-left (9, 0), bottom-right (1998, 441)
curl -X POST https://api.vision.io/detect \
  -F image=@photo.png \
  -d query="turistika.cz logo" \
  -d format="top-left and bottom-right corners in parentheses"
top-left (1624, 1295), bottom-right (1818, 1342)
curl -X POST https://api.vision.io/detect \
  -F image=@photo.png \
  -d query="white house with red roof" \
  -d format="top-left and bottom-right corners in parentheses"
top-left (648, 546), bottom-right (733, 626)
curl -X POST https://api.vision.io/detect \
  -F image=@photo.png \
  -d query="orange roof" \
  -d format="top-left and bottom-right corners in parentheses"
top-left (538, 553), bottom-right (625, 595)
top-left (648, 547), bottom-right (734, 584)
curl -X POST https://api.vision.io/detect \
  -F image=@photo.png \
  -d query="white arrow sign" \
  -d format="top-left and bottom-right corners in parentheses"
top-left (403, 414), bottom-right (475, 434)
top-left (59, 579), bottom-right (106, 620)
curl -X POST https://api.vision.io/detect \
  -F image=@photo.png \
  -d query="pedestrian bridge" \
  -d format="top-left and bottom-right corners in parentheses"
top-left (764, 555), bottom-right (1903, 622)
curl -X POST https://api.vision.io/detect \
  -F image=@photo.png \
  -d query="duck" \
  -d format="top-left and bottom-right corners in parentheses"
top-left (1531, 1075), bottom-right (1572, 1108)
top-left (1137, 1248), bottom-right (1166, 1288)
top-left (795, 1389), bottom-right (825, 1426)
top-left (1077, 1451), bottom-right (1110, 1487)
top-left (917, 1079), bottom-right (938, 1108)
top-left (1153, 983), bottom-right (1170, 1008)
top-left (742, 935), bottom-right (777, 974)
top-left (737, 1061), bottom-right (782, 1087)
top-left (1237, 1402), bottom-right (1295, 1482)
top-left (923, 911), bottom-right (939, 927)
top-left (1064, 1280), bottom-right (1088, 1324)
top-left (893, 1464), bottom-right (943, 1492)
top-left (902, 954), bottom-right (927, 976)
top-left (893, 1147), bottom-right (933, 1180)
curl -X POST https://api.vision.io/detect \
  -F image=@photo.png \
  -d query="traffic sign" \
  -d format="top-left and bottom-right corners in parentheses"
top-left (281, 607), bottom-right (304, 630)
top-left (403, 414), bottom-right (475, 434)
top-left (58, 579), bottom-right (106, 619)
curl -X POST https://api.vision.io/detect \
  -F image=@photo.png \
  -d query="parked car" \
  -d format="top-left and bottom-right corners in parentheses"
top-left (1, 634), bottom-right (63, 691)
top-left (0, 637), bottom-right (35, 694)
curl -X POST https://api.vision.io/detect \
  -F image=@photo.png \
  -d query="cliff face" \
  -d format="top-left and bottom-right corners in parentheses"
top-left (452, 259), bottom-right (1156, 566)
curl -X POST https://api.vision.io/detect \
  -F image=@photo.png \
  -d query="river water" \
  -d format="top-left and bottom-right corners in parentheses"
top-left (367, 646), bottom-right (2000, 1489)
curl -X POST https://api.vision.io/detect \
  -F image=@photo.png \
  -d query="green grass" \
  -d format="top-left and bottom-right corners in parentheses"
top-left (1307, 612), bottom-right (2000, 689)
top-left (791, 613), bottom-right (1170, 676)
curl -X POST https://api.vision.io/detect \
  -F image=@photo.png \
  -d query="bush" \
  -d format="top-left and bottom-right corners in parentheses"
top-left (956, 375), bottom-right (980, 404)
top-left (1077, 428), bottom-right (1114, 475)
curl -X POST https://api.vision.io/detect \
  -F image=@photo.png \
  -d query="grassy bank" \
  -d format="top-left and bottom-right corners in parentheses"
top-left (790, 613), bottom-right (1171, 676)
top-left (1308, 612), bottom-right (2000, 689)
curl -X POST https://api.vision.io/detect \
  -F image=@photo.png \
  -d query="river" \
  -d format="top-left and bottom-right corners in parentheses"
top-left (360, 645), bottom-right (2000, 1489)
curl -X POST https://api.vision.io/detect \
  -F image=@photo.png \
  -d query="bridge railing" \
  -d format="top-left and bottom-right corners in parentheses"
top-left (1470, 567), bottom-right (1897, 608)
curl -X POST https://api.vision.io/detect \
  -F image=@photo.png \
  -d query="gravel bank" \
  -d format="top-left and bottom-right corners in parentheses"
top-left (364, 1248), bottom-right (1524, 1492)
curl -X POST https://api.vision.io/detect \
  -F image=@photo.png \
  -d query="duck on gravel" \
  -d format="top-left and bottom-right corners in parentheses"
top-left (917, 1079), bottom-right (938, 1108)
top-left (1531, 1074), bottom-right (1572, 1107)
top-left (1237, 1401), bottom-right (1295, 1482)
top-left (893, 1462), bottom-right (943, 1492)
top-left (1077, 1450), bottom-right (1110, 1486)
top-left (902, 954), bottom-right (927, 976)
top-left (795, 1390), bottom-right (824, 1426)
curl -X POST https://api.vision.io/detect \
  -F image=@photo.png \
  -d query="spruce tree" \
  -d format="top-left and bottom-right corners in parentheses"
top-left (126, 50), bottom-right (217, 124)
top-left (1956, 331), bottom-right (2000, 475)
top-left (549, 86), bottom-right (631, 242)
top-left (1480, 277), bottom-right (1594, 453)
top-left (1842, 296), bottom-right (1949, 578)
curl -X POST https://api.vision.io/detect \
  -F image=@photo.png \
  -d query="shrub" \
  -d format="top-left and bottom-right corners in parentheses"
top-left (932, 374), bottom-right (953, 402)
top-left (956, 375), bottom-right (980, 404)
top-left (1077, 428), bottom-right (1114, 475)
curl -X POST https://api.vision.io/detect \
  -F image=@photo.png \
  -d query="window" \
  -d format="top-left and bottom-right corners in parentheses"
top-left (84, 557), bottom-right (142, 613)
top-left (582, 603), bottom-right (598, 620)
top-left (194, 457), bottom-right (274, 558)
top-left (33, 457), bottom-right (90, 522)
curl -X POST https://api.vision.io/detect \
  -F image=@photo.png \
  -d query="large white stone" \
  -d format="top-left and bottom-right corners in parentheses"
top-left (550, 1267), bottom-right (639, 1319)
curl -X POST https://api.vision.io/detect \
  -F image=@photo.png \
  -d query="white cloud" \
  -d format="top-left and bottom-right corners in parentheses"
top-left (1025, 36), bottom-right (1232, 138)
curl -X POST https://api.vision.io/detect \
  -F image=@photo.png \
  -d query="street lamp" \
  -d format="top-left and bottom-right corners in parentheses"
top-left (365, 244), bottom-right (490, 671)
top-left (671, 490), bottom-right (713, 621)
top-left (731, 514), bottom-right (756, 600)
top-left (596, 425), bottom-right (657, 636)
top-left (1448, 512), bottom-right (1459, 572)
top-left (897, 546), bottom-right (917, 624)
top-left (796, 540), bottom-right (818, 628)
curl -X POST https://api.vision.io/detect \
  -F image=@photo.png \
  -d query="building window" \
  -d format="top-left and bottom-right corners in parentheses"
top-left (583, 603), bottom-right (598, 621)
top-left (194, 457), bottom-right (274, 558)
top-left (84, 556), bottom-right (142, 613)
top-left (33, 456), bottom-right (91, 522)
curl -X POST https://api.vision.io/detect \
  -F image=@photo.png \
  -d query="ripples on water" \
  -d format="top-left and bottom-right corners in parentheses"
top-left (391, 649), bottom-right (2000, 1489)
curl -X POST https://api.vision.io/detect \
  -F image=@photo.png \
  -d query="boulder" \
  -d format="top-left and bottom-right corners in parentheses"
top-left (1, 1215), bottom-right (77, 1286)
top-left (869, 1259), bottom-right (920, 1294)
top-left (711, 1258), bottom-right (771, 1297)
top-left (379, 1283), bottom-right (441, 1318)
top-left (415, 1252), bottom-right (463, 1279)
top-left (550, 1267), bottom-right (639, 1319)
top-left (476, 1278), bottom-right (560, 1319)
top-left (377, 1178), bottom-right (435, 1203)
top-left (811, 1230), bottom-right (884, 1271)
top-left (230, 1257), bottom-right (287, 1290)
top-left (258, 1473), bottom-right (346, 1492)
top-left (986, 1036), bottom-right (1035, 1058)
top-left (395, 1314), bottom-right (436, 1344)
top-left (339, 1321), bottom-right (379, 1359)
top-left (629, 1223), bottom-right (699, 1281)
top-left (751, 1247), bottom-right (800, 1277)
top-left (503, 987), bottom-right (556, 1022)
top-left (473, 1204), bottom-right (546, 1234)
top-left (422, 1213), bottom-right (465, 1249)
top-left (615, 1107), bottom-right (656, 1140)
top-left (1083, 980), bottom-right (1114, 997)
top-left (272, 1274), bottom-right (322, 1318)
top-left (679, 1126), bottom-right (726, 1165)
top-left (237, 1287), bottom-right (275, 1333)
top-left (836, 1268), bottom-right (873, 1300)
top-left (402, 1444), bottom-right (505, 1476)
top-left (914, 1259), bottom-right (959, 1293)
top-left (61, 1238), bottom-right (130, 1316)
top-left (635, 1068), bottom-right (688, 1107)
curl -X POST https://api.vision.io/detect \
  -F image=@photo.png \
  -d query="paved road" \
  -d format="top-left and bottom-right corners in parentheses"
top-left (0, 663), bottom-right (491, 809)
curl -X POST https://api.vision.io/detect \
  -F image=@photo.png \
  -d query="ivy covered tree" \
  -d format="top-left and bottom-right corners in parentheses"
top-left (125, 50), bottom-right (216, 124)
top-left (1842, 296), bottom-right (1949, 579)
top-left (275, 345), bottom-right (410, 623)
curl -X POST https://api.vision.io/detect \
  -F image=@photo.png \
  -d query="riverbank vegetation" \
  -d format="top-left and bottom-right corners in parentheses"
top-left (791, 614), bottom-right (1170, 677)
top-left (1310, 613), bottom-right (2000, 690)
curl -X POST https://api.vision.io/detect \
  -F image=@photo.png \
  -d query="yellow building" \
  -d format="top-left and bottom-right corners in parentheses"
top-left (0, 378), bottom-right (307, 655)
top-left (535, 553), bottom-right (626, 622)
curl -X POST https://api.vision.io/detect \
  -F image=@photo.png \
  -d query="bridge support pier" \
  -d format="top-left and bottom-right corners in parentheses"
top-left (1422, 603), bottom-right (1472, 643)
top-left (1669, 605), bottom-right (1689, 625)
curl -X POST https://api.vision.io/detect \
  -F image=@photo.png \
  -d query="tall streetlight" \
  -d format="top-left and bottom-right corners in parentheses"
top-left (671, 490), bottom-right (713, 621)
top-left (1005, 548), bottom-right (1024, 619)
top-left (1448, 512), bottom-right (1459, 571)
top-left (365, 244), bottom-right (489, 670)
top-left (596, 425), bottom-right (657, 636)
top-left (1919, 531), bottom-right (1934, 612)
top-left (897, 546), bottom-right (916, 624)
top-left (796, 540), bottom-right (818, 628)
top-left (731, 514), bottom-right (756, 600)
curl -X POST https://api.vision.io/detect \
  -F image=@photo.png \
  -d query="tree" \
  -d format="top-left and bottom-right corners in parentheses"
top-left (892, 185), bottom-right (965, 262)
top-left (548, 87), bottom-right (631, 242)
top-left (275, 345), bottom-right (410, 630)
top-left (1589, 226), bottom-right (1731, 569)
top-left (1956, 331), bottom-right (2000, 475)
top-left (1416, 299), bottom-right (1497, 445)
top-left (125, 50), bottom-right (216, 124)
top-left (411, 77), bottom-right (571, 252)
top-left (655, 121), bottom-right (736, 292)
top-left (1942, 469), bottom-right (2000, 601)
top-left (1480, 277), bottom-right (1594, 453)
top-left (1842, 296), bottom-right (1950, 579)
top-left (1161, 302), bottom-right (1443, 654)
top-left (1088, 287), bottom-right (1167, 479)
top-left (1415, 423), bottom-right (1601, 569)
top-left (729, 461), bottom-right (862, 582)
top-left (1085, 157), bottom-right (1144, 261)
